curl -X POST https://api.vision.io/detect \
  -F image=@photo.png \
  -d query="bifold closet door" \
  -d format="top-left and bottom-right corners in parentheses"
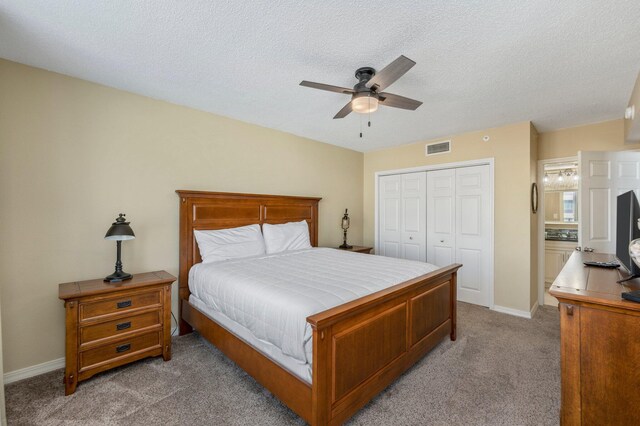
top-left (426, 169), bottom-right (456, 267)
top-left (455, 165), bottom-right (491, 307)
top-left (378, 173), bottom-right (426, 261)
top-left (427, 165), bottom-right (491, 307)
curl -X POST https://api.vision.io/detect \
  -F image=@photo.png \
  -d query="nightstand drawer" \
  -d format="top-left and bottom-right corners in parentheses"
top-left (80, 310), bottom-right (161, 346)
top-left (79, 331), bottom-right (162, 371)
top-left (80, 290), bottom-right (161, 321)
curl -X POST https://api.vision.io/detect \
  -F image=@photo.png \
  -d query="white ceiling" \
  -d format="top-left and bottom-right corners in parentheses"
top-left (1, 1), bottom-right (639, 152)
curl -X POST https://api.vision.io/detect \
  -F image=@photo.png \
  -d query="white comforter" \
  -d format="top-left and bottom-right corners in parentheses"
top-left (189, 248), bottom-right (439, 364)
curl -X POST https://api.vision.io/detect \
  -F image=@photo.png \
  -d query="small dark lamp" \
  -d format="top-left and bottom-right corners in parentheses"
top-left (339, 209), bottom-right (352, 249)
top-left (104, 213), bottom-right (135, 282)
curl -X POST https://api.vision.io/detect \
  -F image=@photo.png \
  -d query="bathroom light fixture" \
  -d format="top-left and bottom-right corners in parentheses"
top-left (558, 171), bottom-right (564, 182)
top-left (544, 172), bottom-right (549, 183)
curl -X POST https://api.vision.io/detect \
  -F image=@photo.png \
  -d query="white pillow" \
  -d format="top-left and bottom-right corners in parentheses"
top-left (194, 224), bottom-right (265, 263)
top-left (262, 220), bottom-right (312, 254)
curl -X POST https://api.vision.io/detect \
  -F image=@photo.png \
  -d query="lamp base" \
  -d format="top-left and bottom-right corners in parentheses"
top-left (104, 271), bottom-right (133, 283)
top-left (339, 243), bottom-right (353, 249)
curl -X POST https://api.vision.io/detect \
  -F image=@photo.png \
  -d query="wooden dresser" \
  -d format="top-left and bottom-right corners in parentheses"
top-left (549, 252), bottom-right (640, 425)
top-left (337, 245), bottom-right (373, 254)
top-left (59, 270), bottom-right (176, 395)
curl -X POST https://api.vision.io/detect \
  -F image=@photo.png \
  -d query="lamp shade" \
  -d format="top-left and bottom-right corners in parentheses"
top-left (351, 95), bottom-right (379, 114)
top-left (104, 213), bottom-right (135, 241)
top-left (341, 209), bottom-right (350, 230)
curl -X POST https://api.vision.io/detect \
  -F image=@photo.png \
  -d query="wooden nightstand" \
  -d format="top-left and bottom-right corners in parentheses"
top-left (58, 270), bottom-right (176, 395)
top-left (337, 245), bottom-right (373, 254)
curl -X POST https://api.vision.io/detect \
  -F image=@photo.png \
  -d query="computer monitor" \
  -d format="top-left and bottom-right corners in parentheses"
top-left (616, 190), bottom-right (640, 281)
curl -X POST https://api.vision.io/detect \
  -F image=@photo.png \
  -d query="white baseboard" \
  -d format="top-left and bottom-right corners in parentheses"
top-left (5, 327), bottom-right (180, 385)
top-left (3, 357), bottom-right (65, 385)
top-left (492, 302), bottom-right (539, 319)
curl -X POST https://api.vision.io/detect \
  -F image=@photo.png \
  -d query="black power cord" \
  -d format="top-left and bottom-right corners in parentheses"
top-left (171, 310), bottom-right (178, 336)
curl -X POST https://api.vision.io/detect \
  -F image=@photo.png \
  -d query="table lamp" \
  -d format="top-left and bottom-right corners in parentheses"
top-left (339, 209), bottom-right (352, 249)
top-left (104, 213), bottom-right (135, 282)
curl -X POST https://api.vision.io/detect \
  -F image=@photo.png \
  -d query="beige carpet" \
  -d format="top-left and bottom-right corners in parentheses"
top-left (5, 302), bottom-right (560, 425)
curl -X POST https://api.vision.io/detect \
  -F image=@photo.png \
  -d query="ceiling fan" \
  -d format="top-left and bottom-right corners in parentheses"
top-left (300, 55), bottom-right (423, 119)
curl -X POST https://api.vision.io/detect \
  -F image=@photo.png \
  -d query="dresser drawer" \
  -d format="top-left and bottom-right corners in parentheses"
top-left (80, 310), bottom-right (161, 346)
top-left (80, 290), bottom-right (161, 321)
top-left (79, 331), bottom-right (161, 371)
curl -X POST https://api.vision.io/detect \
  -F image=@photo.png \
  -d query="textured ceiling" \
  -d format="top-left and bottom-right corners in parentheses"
top-left (1, 1), bottom-right (640, 152)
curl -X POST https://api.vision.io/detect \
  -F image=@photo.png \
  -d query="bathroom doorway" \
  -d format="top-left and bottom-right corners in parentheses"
top-left (537, 157), bottom-right (579, 307)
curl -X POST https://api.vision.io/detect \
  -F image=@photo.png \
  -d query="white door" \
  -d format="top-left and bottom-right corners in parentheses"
top-left (426, 165), bottom-right (491, 307)
top-left (400, 173), bottom-right (427, 261)
top-left (379, 172), bottom-right (427, 261)
top-left (427, 169), bottom-right (456, 267)
top-left (379, 174), bottom-right (402, 258)
top-left (455, 165), bottom-right (492, 307)
top-left (579, 151), bottom-right (640, 253)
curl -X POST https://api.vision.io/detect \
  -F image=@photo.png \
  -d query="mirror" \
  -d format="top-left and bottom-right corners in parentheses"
top-left (545, 191), bottom-right (578, 223)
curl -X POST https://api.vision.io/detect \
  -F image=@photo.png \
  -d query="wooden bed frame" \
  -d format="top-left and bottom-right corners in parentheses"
top-left (176, 190), bottom-right (461, 425)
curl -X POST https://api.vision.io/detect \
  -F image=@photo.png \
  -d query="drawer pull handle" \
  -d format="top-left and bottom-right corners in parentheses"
top-left (117, 300), bottom-right (132, 309)
top-left (116, 322), bottom-right (131, 331)
top-left (116, 343), bottom-right (131, 353)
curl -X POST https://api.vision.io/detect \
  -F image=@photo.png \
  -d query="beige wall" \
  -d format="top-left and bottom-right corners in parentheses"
top-left (625, 72), bottom-right (640, 143)
top-left (364, 122), bottom-right (536, 312)
top-left (538, 119), bottom-right (637, 160)
top-left (0, 59), bottom-right (364, 373)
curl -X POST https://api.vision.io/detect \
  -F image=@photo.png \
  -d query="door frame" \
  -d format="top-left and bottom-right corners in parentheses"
top-left (536, 156), bottom-right (578, 307)
top-left (374, 158), bottom-right (495, 309)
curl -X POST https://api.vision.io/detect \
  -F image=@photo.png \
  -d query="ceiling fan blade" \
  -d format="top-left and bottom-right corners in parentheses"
top-left (300, 80), bottom-right (354, 94)
top-left (378, 92), bottom-right (423, 110)
top-left (333, 101), bottom-right (353, 119)
top-left (366, 55), bottom-right (416, 92)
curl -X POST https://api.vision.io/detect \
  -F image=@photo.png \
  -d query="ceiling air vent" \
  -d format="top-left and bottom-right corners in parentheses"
top-left (425, 140), bottom-right (451, 156)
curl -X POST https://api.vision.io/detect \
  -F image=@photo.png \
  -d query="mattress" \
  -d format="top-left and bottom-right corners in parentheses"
top-left (189, 294), bottom-right (313, 383)
top-left (188, 248), bottom-right (438, 369)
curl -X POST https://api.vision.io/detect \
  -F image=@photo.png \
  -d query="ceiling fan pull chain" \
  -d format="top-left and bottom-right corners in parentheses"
top-left (368, 95), bottom-right (371, 128)
top-left (360, 114), bottom-right (363, 138)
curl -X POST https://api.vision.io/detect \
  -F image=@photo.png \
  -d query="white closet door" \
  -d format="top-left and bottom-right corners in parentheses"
top-left (379, 175), bottom-right (402, 258)
top-left (579, 151), bottom-right (640, 253)
top-left (401, 173), bottom-right (427, 261)
top-left (380, 166), bottom-right (492, 307)
top-left (427, 169), bottom-right (456, 267)
top-left (455, 165), bottom-right (491, 307)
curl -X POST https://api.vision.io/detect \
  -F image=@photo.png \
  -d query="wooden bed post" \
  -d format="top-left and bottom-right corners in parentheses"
top-left (311, 327), bottom-right (332, 426)
top-left (450, 272), bottom-right (457, 341)
top-left (178, 194), bottom-right (193, 335)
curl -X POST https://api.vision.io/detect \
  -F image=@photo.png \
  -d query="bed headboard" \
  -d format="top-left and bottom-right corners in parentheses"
top-left (176, 190), bottom-right (321, 303)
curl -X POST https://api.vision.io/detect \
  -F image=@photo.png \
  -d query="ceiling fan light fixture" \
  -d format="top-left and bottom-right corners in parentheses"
top-left (351, 95), bottom-right (378, 114)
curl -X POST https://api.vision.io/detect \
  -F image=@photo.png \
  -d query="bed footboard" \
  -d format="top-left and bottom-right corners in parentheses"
top-left (307, 264), bottom-right (461, 426)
